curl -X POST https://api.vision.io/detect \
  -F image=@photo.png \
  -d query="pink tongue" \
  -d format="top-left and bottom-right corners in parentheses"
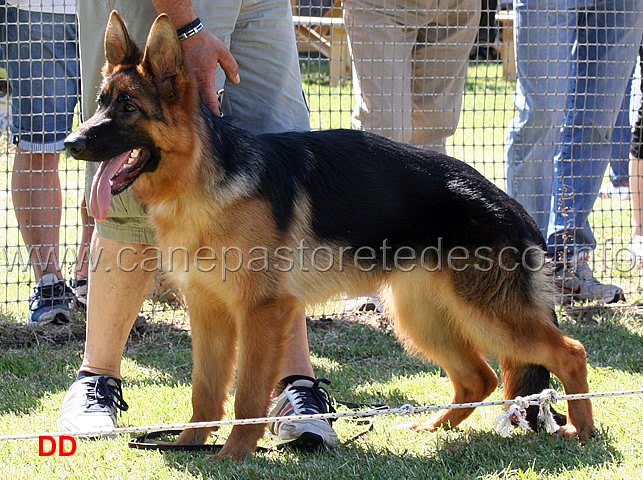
top-left (89, 152), bottom-right (131, 221)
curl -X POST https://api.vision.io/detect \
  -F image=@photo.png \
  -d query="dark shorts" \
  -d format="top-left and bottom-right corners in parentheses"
top-left (0, 6), bottom-right (79, 152)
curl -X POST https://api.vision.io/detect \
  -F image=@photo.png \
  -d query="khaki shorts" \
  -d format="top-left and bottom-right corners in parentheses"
top-left (77, 0), bottom-right (309, 244)
top-left (343, 0), bottom-right (480, 152)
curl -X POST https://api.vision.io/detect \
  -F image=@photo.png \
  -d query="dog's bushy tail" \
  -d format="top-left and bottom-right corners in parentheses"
top-left (455, 244), bottom-right (567, 431)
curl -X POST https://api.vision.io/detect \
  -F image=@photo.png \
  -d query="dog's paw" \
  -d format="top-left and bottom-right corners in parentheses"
top-left (396, 421), bottom-right (438, 432)
top-left (556, 423), bottom-right (594, 441)
top-left (206, 445), bottom-right (253, 461)
top-left (174, 427), bottom-right (211, 445)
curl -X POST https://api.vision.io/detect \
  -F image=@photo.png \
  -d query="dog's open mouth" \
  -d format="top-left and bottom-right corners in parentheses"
top-left (90, 148), bottom-right (150, 221)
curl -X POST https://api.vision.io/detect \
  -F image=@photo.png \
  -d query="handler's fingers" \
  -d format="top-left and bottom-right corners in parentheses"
top-left (195, 74), bottom-right (221, 115)
top-left (217, 48), bottom-right (240, 85)
top-left (181, 30), bottom-right (239, 114)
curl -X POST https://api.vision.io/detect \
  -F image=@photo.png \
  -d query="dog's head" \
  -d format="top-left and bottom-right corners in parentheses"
top-left (66, 11), bottom-right (198, 220)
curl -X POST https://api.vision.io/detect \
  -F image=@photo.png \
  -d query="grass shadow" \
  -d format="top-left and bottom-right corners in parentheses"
top-left (153, 426), bottom-right (621, 479)
top-left (1, 308), bottom-right (639, 417)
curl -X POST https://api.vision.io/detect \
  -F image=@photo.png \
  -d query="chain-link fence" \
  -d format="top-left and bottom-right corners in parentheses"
top-left (1, 0), bottom-right (642, 322)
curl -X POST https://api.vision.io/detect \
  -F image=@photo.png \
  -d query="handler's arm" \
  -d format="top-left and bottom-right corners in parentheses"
top-left (151, 0), bottom-right (240, 114)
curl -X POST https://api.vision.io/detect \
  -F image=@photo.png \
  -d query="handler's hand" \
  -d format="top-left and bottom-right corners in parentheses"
top-left (180, 29), bottom-right (240, 115)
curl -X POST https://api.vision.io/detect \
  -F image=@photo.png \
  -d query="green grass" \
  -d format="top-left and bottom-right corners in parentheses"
top-left (0, 312), bottom-right (641, 479)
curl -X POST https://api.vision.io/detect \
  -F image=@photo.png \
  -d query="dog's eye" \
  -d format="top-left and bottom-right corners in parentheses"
top-left (123, 103), bottom-right (137, 113)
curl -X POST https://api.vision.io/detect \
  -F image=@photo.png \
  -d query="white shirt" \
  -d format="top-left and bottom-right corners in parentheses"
top-left (6, 1), bottom-right (76, 15)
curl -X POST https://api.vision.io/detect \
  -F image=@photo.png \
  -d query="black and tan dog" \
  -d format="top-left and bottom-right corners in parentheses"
top-left (65, 11), bottom-right (594, 460)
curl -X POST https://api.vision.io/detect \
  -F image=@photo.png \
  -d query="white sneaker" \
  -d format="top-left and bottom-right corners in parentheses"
top-left (268, 378), bottom-right (338, 449)
top-left (68, 278), bottom-right (88, 312)
top-left (57, 376), bottom-right (129, 437)
top-left (343, 295), bottom-right (383, 313)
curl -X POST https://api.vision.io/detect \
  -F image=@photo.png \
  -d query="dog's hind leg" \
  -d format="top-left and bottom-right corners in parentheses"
top-left (463, 300), bottom-right (594, 440)
top-left (408, 342), bottom-right (499, 432)
top-left (215, 296), bottom-right (300, 460)
top-left (175, 296), bottom-right (238, 446)
top-left (496, 320), bottom-right (594, 440)
top-left (386, 278), bottom-right (499, 431)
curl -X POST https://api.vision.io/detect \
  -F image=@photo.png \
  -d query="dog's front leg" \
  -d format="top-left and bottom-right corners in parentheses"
top-left (174, 296), bottom-right (238, 446)
top-left (213, 296), bottom-right (299, 461)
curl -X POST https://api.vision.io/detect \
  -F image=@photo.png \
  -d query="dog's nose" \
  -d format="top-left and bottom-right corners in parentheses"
top-left (64, 134), bottom-right (86, 159)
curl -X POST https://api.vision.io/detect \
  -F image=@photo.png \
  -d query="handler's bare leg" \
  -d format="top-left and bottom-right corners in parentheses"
top-left (57, 233), bottom-right (155, 433)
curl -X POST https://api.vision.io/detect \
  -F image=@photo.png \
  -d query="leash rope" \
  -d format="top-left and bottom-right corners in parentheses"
top-left (0, 388), bottom-right (640, 442)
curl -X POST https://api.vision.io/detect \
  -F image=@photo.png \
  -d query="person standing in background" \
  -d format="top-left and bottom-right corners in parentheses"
top-left (505, 0), bottom-right (643, 303)
top-left (343, 0), bottom-right (481, 154)
top-left (626, 47), bottom-right (643, 259)
top-left (1, 0), bottom-right (91, 323)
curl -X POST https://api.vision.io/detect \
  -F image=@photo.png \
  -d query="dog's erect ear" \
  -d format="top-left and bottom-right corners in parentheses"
top-left (141, 14), bottom-right (184, 86)
top-left (104, 10), bottom-right (139, 73)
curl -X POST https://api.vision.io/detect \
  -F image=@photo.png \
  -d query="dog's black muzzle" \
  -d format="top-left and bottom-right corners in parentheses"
top-left (64, 130), bottom-right (88, 160)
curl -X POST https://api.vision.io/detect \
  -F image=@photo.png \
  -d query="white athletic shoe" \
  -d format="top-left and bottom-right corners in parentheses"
top-left (57, 376), bottom-right (128, 437)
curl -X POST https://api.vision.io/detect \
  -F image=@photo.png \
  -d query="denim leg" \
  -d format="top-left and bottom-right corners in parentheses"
top-left (547, 0), bottom-right (643, 254)
top-left (505, 0), bottom-right (576, 237)
top-left (609, 80), bottom-right (633, 185)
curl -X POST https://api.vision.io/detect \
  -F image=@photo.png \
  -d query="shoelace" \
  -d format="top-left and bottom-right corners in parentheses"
top-left (29, 280), bottom-right (69, 312)
top-left (69, 279), bottom-right (88, 309)
top-left (572, 257), bottom-right (601, 284)
top-left (288, 378), bottom-right (336, 422)
top-left (85, 376), bottom-right (129, 413)
top-left (553, 262), bottom-right (581, 292)
top-left (556, 254), bottom-right (597, 286)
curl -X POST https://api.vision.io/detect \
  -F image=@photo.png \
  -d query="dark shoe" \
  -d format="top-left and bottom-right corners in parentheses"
top-left (28, 273), bottom-right (74, 324)
top-left (268, 378), bottom-right (338, 449)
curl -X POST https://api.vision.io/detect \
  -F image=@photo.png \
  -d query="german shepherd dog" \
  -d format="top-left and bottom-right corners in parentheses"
top-left (65, 11), bottom-right (594, 460)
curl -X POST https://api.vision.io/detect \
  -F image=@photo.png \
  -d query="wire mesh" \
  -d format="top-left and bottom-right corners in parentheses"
top-left (1, 0), bottom-right (642, 323)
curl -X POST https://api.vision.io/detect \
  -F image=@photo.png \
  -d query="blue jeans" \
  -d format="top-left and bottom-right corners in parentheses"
top-left (0, 6), bottom-right (80, 152)
top-left (609, 82), bottom-right (632, 186)
top-left (505, 0), bottom-right (643, 254)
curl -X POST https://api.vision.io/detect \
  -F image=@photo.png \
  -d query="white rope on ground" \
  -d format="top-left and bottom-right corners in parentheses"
top-left (0, 388), bottom-right (640, 442)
